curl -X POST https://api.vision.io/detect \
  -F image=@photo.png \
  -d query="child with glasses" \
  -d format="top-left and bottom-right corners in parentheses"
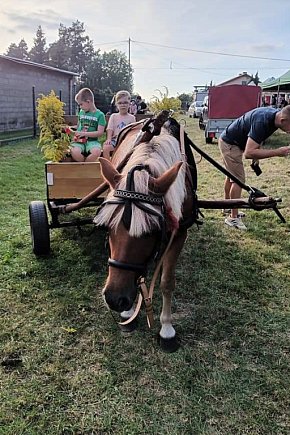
top-left (103, 90), bottom-right (136, 159)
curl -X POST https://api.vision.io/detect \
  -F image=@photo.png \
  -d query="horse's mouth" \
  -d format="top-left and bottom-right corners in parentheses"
top-left (102, 287), bottom-right (136, 313)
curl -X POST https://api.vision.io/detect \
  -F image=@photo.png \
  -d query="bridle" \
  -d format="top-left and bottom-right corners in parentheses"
top-left (96, 163), bottom-right (177, 327)
top-left (98, 163), bottom-right (169, 274)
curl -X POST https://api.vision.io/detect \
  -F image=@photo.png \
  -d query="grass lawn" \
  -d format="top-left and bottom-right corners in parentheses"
top-left (0, 119), bottom-right (290, 434)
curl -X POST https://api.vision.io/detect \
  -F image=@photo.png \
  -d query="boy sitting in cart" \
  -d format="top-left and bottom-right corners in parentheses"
top-left (66, 88), bottom-right (106, 162)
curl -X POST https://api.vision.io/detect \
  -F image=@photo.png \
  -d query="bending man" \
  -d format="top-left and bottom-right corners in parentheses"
top-left (219, 105), bottom-right (290, 230)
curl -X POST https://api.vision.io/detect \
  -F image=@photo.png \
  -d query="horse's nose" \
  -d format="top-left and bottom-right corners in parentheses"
top-left (104, 290), bottom-right (132, 313)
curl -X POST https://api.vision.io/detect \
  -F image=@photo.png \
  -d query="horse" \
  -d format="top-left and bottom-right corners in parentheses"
top-left (94, 115), bottom-right (198, 352)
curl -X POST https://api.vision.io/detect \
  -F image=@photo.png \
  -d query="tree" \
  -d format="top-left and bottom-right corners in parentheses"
top-left (29, 26), bottom-right (48, 64)
top-left (47, 21), bottom-right (95, 73)
top-left (47, 38), bottom-right (69, 70)
top-left (248, 71), bottom-right (261, 86)
top-left (6, 38), bottom-right (29, 59)
top-left (178, 93), bottom-right (193, 110)
top-left (81, 50), bottom-right (133, 111)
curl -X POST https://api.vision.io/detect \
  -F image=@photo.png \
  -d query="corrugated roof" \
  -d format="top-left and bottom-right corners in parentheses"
top-left (0, 54), bottom-right (79, 76)
top-left (262, 70), bottom-right (290, 89)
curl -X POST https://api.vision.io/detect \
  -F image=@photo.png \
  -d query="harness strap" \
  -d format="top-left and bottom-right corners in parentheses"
top-left (119, 229), bottom-right (177, 328)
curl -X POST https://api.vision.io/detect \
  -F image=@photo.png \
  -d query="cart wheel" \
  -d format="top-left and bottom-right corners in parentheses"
top-left (29, 201), bottom-right (50, 256)
top-left (205, 137), bottom-right (213, 144)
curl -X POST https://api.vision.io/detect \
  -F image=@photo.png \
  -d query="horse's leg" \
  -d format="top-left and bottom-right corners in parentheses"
top-left (159, 230), bottom-right (187, 352)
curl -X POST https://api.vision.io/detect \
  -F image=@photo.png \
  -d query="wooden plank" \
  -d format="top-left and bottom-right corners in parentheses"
top-left (48, 179), bottom-right (107, 199)
top-left (46, 162), bottom-right (102, 179)
top-left (46, 162), bottom-right (106, 200)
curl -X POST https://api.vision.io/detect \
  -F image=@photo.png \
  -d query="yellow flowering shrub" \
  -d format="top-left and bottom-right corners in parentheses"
top-left (37, 91), bottom-right (71, 162)
top-left (149, 86), bottom-right (181, 114)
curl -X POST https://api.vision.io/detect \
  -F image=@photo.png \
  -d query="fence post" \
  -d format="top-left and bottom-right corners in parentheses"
top-left (73, 83), bottom-right (77, 114)
top-left (59, 89), bottom-right (62, 101)
top-left (32, 86), bottom-right (37, 138)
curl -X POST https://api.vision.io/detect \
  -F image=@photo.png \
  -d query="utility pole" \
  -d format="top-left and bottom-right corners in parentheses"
top-left (128, 37), bottom-right (131, 73)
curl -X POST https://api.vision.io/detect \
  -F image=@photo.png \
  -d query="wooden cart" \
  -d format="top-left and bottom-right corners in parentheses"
top-left (29, 161), bottom-right (106, 256)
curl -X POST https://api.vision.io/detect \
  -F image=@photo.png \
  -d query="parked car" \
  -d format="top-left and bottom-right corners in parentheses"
top-left (187, 101), bottom-right (203, 118)
top-left (198, 96), bottom-right (209, 130)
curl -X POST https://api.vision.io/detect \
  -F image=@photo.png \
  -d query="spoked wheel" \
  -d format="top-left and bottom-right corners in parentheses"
top-left (29, 201), bottom-right (50, 256)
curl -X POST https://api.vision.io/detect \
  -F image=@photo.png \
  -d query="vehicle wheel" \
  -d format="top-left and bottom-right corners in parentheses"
top-left (193, 113), bottom-right (197, 118)
top-left (29, 201), bottom-right (50, 256)
top-left (205, 137), bottom-right (213, 144)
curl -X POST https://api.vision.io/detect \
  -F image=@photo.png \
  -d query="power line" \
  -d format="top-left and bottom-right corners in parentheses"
top-left (132, 39), bottom-right (290, 62)
top-left (94, 40), bottom-right (127, 46)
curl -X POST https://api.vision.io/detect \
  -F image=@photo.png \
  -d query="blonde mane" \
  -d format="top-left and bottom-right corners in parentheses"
top-left (94, 128), bottom-right (187, 237)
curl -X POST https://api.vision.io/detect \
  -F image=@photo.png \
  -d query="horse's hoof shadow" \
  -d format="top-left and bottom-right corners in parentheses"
top-left (157, 335), bottom-right (180, 352)
top-left (119, 317), bottom-right (138, 335)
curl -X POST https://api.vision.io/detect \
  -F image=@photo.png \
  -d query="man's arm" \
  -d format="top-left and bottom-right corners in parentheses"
top-left (244, 137), bottom-right (290, 159)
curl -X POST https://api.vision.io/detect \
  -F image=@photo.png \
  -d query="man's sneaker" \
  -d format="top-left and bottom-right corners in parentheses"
top-left (224, 216), bottom-right (247, 230)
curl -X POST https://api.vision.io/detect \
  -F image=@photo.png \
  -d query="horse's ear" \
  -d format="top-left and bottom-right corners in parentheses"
top-left (99, 157), bottom-right (121, 188)
top-left (149, 161), bottom-right (183, 194)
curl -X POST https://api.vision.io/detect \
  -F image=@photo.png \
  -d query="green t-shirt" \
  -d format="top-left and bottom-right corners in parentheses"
top-left (77, 109), bottom-right (106, 141)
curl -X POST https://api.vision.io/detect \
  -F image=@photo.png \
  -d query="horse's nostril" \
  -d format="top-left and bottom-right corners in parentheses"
top-left (118, 297), bottom-right (131, 312)
top-left (104, 291), bottom-right (131, 313)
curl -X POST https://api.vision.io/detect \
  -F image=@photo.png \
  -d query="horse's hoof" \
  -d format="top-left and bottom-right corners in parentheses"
top-left (119, 317), bottom-right (138, 334)
top-left (158, 335), bottom-right (180, 352)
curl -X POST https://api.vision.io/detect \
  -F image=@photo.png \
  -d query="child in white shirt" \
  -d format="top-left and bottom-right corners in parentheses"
top-left (103, 90), bottom-right (136, 159)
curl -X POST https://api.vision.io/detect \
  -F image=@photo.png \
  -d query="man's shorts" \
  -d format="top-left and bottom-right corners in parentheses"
top-left (218, 138), bottom-right (245, 183)
top-left (71, 140), bottom-right (102, 154)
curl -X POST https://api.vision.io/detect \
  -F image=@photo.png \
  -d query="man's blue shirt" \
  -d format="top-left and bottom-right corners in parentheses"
top-left (220, 107), bottom-right (279, 150)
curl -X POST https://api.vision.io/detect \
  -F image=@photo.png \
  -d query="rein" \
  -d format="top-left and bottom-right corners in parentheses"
top-left (119, 229), bottom-right (177, 328)
top-left (185, 135), bottom-right (286, 223)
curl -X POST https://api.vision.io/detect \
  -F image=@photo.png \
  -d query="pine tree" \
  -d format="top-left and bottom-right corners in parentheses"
top-left (6, 38), bottom-right (29, 59)
top-left (29, 26), bottom-right (48, 64)
top-left (47, 21), bottom-right (95, 73)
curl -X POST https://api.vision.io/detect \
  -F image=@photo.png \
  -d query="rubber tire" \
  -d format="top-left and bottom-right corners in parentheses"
top-left (205, 137), bottom-right (213, 144)
top-left (29, 201), bottom-right (50, 256)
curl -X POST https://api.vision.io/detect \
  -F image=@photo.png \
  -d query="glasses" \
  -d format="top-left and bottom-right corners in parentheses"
top-left (117, 101), bottom-right (130, 105)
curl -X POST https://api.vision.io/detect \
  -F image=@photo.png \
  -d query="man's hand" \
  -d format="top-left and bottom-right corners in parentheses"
top-left (276, 145), bottom-right (290, 157)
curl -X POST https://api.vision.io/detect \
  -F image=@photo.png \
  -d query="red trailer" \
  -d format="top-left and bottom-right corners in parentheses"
top-left (199, 84), bottom-right (262, 143)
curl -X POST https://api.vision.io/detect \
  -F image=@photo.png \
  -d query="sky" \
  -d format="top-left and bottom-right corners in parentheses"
top-left (1, 0), bottom-right (290, 101)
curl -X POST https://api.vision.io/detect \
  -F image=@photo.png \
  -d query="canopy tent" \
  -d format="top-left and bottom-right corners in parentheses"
top-left (262, 70), bottom-right (290, 91)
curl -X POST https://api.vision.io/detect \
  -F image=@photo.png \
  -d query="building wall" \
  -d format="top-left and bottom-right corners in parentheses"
top-left (0, 58), bottom-right (76, 131)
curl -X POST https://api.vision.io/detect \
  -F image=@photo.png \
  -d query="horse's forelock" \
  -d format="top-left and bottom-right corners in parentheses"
top-left (94, 132), bottom-right (186, 237)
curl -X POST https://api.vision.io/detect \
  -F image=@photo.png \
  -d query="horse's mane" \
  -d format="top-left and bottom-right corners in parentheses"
top-left (94, 127), bottom-right (187, 237)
